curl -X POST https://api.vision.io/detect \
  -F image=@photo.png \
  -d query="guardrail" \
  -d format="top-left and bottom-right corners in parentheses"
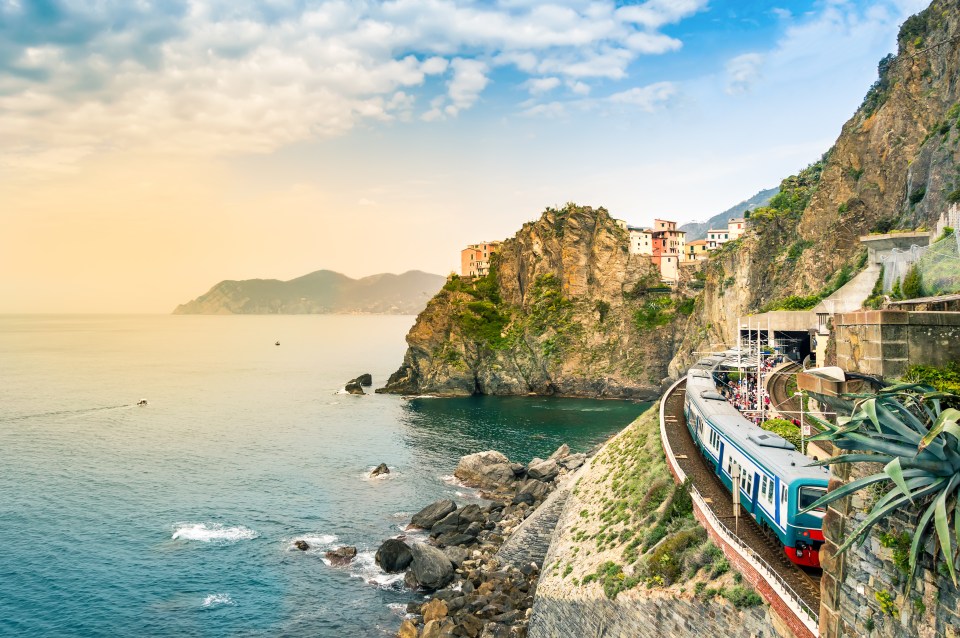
top-left (659, 377), bottom-right (819, 637)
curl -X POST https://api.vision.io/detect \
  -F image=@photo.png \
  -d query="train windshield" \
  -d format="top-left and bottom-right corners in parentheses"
top-left (798, 487), bottom-right (827, 514)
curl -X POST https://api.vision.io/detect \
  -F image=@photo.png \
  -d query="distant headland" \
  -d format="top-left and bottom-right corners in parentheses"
top-left (173, 269), bottom-right (445, 315)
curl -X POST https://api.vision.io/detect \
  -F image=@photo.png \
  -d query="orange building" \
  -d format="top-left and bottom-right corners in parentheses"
top-left (460, 241), bottom-right (501, 277)
top-left (650, 219), bottom-right (686, 284)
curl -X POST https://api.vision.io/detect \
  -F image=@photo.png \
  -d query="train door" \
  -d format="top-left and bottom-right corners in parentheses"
top-left (717, 441), bottom-right (725, 475)
top-left (750, 472), bottom-right (760, 514)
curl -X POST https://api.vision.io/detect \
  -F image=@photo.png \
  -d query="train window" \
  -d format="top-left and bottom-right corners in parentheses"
top-left (781, 486), bottom-right (787, 503)
top-left (799, 487), bottom-right (827, 513)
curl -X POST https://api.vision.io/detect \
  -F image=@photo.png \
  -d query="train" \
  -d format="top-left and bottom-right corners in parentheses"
top-left (684, 357), bottom-right (830, 568)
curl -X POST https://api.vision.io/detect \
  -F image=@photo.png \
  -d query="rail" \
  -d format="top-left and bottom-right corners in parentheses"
top-left (659, 377), bottom-right (819, 637)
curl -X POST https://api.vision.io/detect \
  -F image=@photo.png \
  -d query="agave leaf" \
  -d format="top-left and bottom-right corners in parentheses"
top-left (919, 409), bottom-right (960, 451)
top-left (874, 401), bottom-right (924, 442)
top-left (880, 382), bottom-right (935, 394)
top-left (934, 476), bottom-right (960, 586)
top-left (799, 472), bottom-right (890, 514)
top-left (909, 498), bottom-right (938, 572)
top-left (840, 479), bottom-right (947, 554)
top-left (886, 458), bottom-right (913, 503)
top-left (808, 454), bottom-right (894, 467)
top-left (862, 399), bottom-right (881, 432)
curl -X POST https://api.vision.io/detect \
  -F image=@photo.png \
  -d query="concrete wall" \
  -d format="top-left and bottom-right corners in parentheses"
top-left (834, 310), bottom-right (960, 378)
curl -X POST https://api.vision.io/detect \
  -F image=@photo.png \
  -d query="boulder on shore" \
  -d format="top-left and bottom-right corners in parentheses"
top-left (344, 379), bottom-right (365, 394)
top-left (410, 499), bottom-right (457, 529)
top-left (454, 450), bottom-right (516, 489)
top-left (376, 538), bottom-right (413, 573)
top-left (526, 458), bottom-right (559, 481)
top-left (370, 463), bottom-right (390, 478)
top-left (547, 444), bottom-right (570, 461)
top-left (406, 542), bottom-right (455, 590)
top-left (325, 546), bottom-right (357, 565)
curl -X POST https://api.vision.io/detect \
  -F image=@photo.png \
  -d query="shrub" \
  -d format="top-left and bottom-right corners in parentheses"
top-left (761, 418), bottom-right (802, 449)
top-left (909, 186), bottom-right (927, 205)
top-left (724, 585), bottom-right (764, 608)
top-left (786, 239), bottom-right (814, 261)
top-left (677, 297), bottom-right (695, 316)
top-left (903, 362), bottom-right (960, 394)
top-left (875, 589), bottom-right (899, 618)
top-left (645, 528), bottom-right (705, 585)
top-left (594, 300), bottom-right (611, 323)
top-left (878, 531), bottom-right (911, 574)
top-left (948, 189), bottom-right (960, 204)
top-left (901, 263), bottom-right (925, 299)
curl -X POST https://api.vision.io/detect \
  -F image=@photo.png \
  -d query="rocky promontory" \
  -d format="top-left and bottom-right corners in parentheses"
top-left (379, 205), bottom-right (689, 399)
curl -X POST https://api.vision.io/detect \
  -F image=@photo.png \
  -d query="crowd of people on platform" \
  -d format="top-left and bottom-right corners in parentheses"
top-left (715, 354), bottom-right (787, 424)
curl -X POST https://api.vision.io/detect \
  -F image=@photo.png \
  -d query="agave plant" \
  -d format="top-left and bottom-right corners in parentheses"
top-left (803, 383), bottom-right (960, 586)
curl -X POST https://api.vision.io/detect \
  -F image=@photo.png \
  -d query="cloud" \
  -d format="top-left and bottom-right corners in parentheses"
top-left (725, 53), bottom-right (764, 95)
top-left (525, 77), bottom-right (561, 95)
top-left (0, 0), bottom-right (709, 170)
top-left (606, 82), bottom-right (677, 110)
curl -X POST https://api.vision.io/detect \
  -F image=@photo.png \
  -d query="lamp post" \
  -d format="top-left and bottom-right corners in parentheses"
top-left (795, 390), bottom-right (805, 455)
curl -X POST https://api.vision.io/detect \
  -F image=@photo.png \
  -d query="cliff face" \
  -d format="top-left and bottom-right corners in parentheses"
top-left (379, 205), bottom-right (685, 398)
top-left (670, 0), bottom-right (960, 375)
top-left (173, 269), bottom-right (445, 315)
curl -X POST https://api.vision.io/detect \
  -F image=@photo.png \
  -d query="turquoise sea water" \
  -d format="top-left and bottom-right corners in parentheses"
top-left (0, 315), bottom-right (646, 637)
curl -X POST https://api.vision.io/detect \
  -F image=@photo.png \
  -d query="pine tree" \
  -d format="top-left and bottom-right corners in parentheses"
top-left (902, 264), bottom-right (925, 299)
top-left (891, 277), bottom-right (902, 300)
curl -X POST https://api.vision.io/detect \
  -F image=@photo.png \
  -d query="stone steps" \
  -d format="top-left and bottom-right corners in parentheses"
top-left (496, 484), bottom-right (571, 569)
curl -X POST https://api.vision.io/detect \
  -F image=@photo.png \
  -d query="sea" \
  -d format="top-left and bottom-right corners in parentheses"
top-left (0, 315), bottom-right (647, 637)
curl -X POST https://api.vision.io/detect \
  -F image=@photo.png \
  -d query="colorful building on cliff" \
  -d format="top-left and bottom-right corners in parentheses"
top-left (683, 239), bottom-right (710, 262)
top-left (460, 241), bottom-right (501, 278)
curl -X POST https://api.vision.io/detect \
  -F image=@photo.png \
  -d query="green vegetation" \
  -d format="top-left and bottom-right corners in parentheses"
top-left (806, 384), bottom-right (960, 588)
top-left (864, 265), bottom-right (886, 309)
top-left (594, 300), bottom-right (611, 323)
top-left (632, 294), bottom-right (683, 331)
top-left (446, 265), bottom-right (512, 350)
top-left (909, 186), bottom-right (927, 205)
top-left (937, 226), bottom-right (955, 241)
top-left (787, 239), bottom-right (814, 262)
top-left (903, 362), bottom-right (960, 394)
top-left (761, 418), bottom-right (802, 450)
top-left (901, 263), bottom-right (925, 299)
top-left (723, 585), bottom-right (764, 609)
top-left (875, 590), bottom-right (899, 618)
top-left (879, 531), bottom-right (912, 574)
top-left (761, 263), bottom-right (856, 312)
top-left (860, 53), bottom-right (895, 117)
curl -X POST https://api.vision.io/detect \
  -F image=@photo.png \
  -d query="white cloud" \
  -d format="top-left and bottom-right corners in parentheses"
top-left (616, 0), bottom-right (709, 29)
top-left (606, 82), bottom-right (677, 110)
top-left (725, 53), bottom-right (764, 95)
top-left (525, 77), bottom-right (562, 95)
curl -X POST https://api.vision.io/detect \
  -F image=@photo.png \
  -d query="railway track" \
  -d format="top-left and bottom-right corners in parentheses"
top-left (662, 382), bottom-right (822, 616)
top-left (767, 362), bottom-right (802, 419)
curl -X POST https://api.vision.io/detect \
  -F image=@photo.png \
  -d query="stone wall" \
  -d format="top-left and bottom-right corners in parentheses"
top-left (819, 458), bottom-right (960, 638)
top-left (834, 310), bottom-right (960, 378)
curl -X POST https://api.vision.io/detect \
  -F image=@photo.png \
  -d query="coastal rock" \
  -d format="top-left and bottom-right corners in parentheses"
top-left (422, 598), bottom-right (449, 623)
top-left (559, 453), bottom-right (586, 471)
top-left (547, 444), bottom-right (570, 461)
top-left (411, 499), bottom-right (457, 529)
top-left (397, 619), bottom-right (419, 638)
top-left (355, 373), bottom-right (373, 387)
top-left (430, 504), bottom-right (484, 538)
top-left (344, 379), bottom-right (365, 395)
top-left (375, 539), bottom-right (413, 573)
top-left (406, 543), bottom-right (455, 590)
top-left (454, 451), bottom-right (515, 489)
top-left (370, 463), bottom-right (390, 478)
top-left (442, 546), bottom-right (471, 567)
top-left (294, 540), bottom-right (310, 551)
top-left (515, 479), bottom-right (550, 503)
top-left (324, 546), bottom-right (357, 565)
top-left (526, 458), bottom-right (558, 482)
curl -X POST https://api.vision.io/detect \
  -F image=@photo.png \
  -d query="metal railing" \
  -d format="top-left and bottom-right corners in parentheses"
top-left (659, 378), bottom-right (819, 636)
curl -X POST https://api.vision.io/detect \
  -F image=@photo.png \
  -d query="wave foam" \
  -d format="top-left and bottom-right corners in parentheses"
top-left (172, 523), bottom-right (259, 544)
top-left (350, 551), bottom-right (406, 590)
top-left (202, 593), bottom-right (234, 608)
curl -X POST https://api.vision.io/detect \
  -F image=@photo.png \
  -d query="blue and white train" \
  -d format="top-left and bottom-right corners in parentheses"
top-left (684, 359), bottom-right (830, 568)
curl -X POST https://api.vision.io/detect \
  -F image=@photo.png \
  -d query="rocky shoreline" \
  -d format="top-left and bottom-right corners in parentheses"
top-left (382, 444), bottom-right (587, 638)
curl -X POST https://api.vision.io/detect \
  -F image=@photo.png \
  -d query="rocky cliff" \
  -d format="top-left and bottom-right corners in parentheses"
top-left (379, 205), bottom-right (687, 398)
top-left (670, 0), bottom-right (960, 375)
top-left (173, 269), bottom-right (445, 315)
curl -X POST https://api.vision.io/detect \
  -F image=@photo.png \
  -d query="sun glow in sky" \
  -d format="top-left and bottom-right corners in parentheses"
top-left (0, 0), bottom-right (929, 312)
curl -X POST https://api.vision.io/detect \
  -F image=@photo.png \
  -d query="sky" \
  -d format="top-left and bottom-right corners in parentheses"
top-left (0, 0), bottom-right (930, 312)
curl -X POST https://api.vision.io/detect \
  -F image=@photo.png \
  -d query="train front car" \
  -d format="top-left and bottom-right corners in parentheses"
top-left (784, 479), bottom-right (829, 567)
top-left (684, 356), bottom-right (830, 570)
